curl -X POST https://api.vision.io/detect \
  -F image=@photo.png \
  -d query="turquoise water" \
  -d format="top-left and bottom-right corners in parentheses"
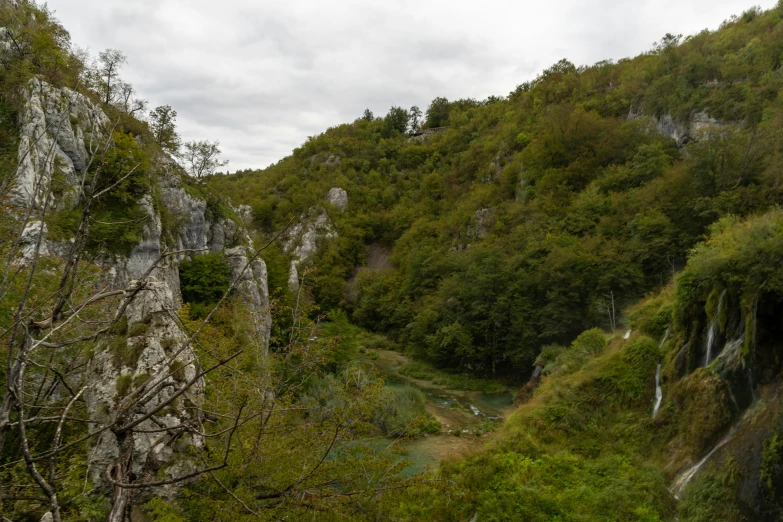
top-left (355, 350), bottom-right (515, 473)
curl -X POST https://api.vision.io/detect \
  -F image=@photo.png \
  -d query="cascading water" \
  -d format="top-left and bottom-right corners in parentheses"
top-left (670, 406), bottom-right (753, 500)
top-left (670, 426), bottom-right (738, 499)
top-left (704, 290), bottom-right (727, 366)
top-left (718, 336), bottom-right (744, 363)
top-left (670, 284), bottom-right (766, 500)
top-left (623, 329), bottom-right (632, 340)
top-left (531, 365), bottom-right (543, 380)
top-left (652, 364), bottom-right (663, 419)
top-left (652, 327), bottom-right (669, 419)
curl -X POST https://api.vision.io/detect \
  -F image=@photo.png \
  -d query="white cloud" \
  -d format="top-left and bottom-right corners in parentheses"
top-left (47, 0), bottom-right (776, 170)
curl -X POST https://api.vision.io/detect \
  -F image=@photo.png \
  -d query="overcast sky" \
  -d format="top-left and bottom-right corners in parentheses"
top-left (47, 0), bottom-right (776, 171)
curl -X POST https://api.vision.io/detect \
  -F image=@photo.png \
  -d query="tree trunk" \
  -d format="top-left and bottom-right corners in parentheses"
top-left (106, 430), bottom-right (134, 522)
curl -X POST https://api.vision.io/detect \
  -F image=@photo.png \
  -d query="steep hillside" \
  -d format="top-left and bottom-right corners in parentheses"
top-left (210, 4), bottom-right (783, 380)
top-left (5, 1), bottom-right (783, 521)
top-left (379, 209), bottom-right (783, 521)
top-left (0, 3), bottom-right (414, 521)
top-left (204, 5), bottom-right (783, 520)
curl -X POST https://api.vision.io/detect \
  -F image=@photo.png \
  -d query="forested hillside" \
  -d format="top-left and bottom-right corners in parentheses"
top-left (211, 4), bottom-right (783, 379)
top-left (5, 0), bottom-right (783, 520)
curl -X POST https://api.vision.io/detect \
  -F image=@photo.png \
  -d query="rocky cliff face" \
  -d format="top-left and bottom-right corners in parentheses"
top-left (10, 78), bottom-right (271, 498)
top-left (283, 188), bottom-right (346, 289)
top-left (13, 77), bottom-right (109, 209)
top-left (628, 109), bottom-right (732, 147)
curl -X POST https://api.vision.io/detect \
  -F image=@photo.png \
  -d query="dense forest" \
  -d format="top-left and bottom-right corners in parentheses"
top-left (3, 0), bottom-right (783, 520)
top-left (211, 5), bottom-right (783, 379)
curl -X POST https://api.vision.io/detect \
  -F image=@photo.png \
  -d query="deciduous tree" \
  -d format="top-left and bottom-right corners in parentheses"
top-left (182, 139), bottom-right (228, 177)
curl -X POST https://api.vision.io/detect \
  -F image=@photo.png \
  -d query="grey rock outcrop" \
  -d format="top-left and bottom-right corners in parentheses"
top-left (226, 246), bottom-right (271, 353)
top-left (282, 188), bottom-right (346, 288)
top-left (467, 208), bottom-right (494, 239)
top-left (284, 210), bottom-right (337, 288)
top-left (628, 109), bottom-right (732, 148)
top-left (13, 78), bottom-right (108, 208)
top-left (86, 280), bottom-right (203, 499)
top-left (17, 220), bottom-right (49, 264)
top-left (327, 187), bottom-right (349, 211)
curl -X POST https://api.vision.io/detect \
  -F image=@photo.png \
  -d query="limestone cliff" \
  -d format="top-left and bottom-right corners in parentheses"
top-left (9, 77), bottom-right (271, 499)
top-left (13, 77), bottom-right (109, 209)
top-left (283, 187), bottom-right (346, 288)
top-left (628, 109), bottom-right (733, 147)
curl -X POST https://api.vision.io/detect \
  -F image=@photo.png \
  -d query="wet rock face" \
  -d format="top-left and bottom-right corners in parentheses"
top-left (13, 78), bottom-right (109, 208)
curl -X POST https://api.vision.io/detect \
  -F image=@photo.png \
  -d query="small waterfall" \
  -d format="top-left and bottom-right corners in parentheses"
top-left (670, 424), bottom-right (739, 499)
top-left (704, 290), bottom-right (727, 366)
top-left (531, 365), bottom-right (543, 380)
top-left (652, 328), bottom-right (670, 419)
top-left (623, 329), bottom-right (632, 340)
top-left (670, 407), bottom-right (752, 500)
top-left (659, 327), bottom-right (670, 350)
top-left (652, 364), bottom-right (663, 419)
top-left (718, 336), bottom-right (744, 363)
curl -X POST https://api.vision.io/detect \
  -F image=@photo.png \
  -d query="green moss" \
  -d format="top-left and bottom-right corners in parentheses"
top-left (678, 472), bottom-right (741, 522)
top-left (628, 285), bottom-right (675, 338)
top-left (152, 183), bottom-right (179, 238)
top-left (50, 158), bottom-right (71, 198)
top-left (761, 432), bottom-right (783, 496)
top-left (668, 369), bottom-right (734, 456)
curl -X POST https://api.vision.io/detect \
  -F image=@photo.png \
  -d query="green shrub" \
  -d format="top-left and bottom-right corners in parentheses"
top-left (179, 252), bottom-right (231, 305)
top-left (373, 385), bottom-right (435, 437)
top-left (628, 285), bottom-right (675, 337)
top-left (572, 328), bottom-right (607, 354)
top-left (109, 337), bottom-right (146, 369)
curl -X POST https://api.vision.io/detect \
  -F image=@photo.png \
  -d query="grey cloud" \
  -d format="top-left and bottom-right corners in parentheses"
top-left (48, 0), bottom-right (777, 170)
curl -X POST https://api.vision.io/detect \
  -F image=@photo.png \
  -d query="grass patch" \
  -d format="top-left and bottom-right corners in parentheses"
top-left (109, 337), bottom-right (146, 369)
top-left (115, 375), bottom-right (132, 398)
top-left (128, 322), bottom-right (149, 337)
